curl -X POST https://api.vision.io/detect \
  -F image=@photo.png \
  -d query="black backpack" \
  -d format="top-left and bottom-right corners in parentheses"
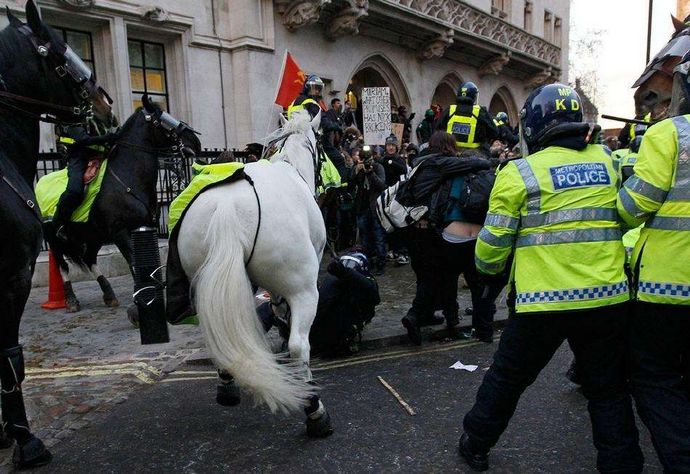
top-left (457, 170), bottom-right (496, 225)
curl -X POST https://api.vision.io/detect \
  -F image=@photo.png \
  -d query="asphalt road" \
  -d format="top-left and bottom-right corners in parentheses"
top-left (42, 339), bottom-right (662, 473)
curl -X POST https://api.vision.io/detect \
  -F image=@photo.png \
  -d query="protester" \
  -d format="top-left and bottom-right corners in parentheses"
top-left (416, 108), bottom-right (435, 144)
top-left (350, 145), bottom-right (387, 275)
top-left (325, 98), bottom-right (343, 128)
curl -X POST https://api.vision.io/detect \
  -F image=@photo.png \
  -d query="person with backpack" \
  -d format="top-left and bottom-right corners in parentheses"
top-left (401, 131), bottom-right (496, 345)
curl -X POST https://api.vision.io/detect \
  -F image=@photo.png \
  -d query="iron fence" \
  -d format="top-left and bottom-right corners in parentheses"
top-left (35, 148), bottom-right (250, 250)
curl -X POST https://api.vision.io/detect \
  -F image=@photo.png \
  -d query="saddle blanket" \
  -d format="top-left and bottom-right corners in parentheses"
top-left (35, 160), bottom-right (109, 222)
top-left (168, 161), bottom-right (246, 234)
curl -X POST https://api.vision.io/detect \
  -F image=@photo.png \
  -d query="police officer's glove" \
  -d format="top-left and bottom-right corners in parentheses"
top-left (327, 260), bottom-right (347, 278)
top-left (477, 271), bottom-right (506, 289)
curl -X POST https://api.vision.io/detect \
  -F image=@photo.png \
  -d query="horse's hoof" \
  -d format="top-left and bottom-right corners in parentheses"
top-left (216, 383), bottom-right (241, 407)
top-left (306, 411), bottom-right (334, 438)
top-left (12, 436), bottom-right (52, 470)
top-left (65, 300), bottom-right (81, 313)
top-left (104, 297), bottom-right (120, 308)
top-left (127, 305), bottom-right (140, 328)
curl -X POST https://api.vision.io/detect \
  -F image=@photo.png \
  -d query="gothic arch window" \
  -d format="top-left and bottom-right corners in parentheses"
top-left (489, 86), bottom-right (519, 125)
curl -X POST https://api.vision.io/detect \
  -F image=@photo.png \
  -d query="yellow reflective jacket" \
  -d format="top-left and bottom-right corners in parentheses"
top-left (476, 144), bottom-right (629, 313)
top-left (447, 104), bottom-right (480, 149)
top-left (617, 115), bottom-right (690, 305)
top-left (287, 97), bottom-right (319, 120)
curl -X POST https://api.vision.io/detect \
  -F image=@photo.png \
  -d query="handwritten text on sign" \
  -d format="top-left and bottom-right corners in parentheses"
top-left (362, 87), bottom-right (391, 145)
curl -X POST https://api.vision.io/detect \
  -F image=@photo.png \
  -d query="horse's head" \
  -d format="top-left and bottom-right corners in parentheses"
top-left (139, 94), bottom-right (201, 157)
top-left (633, 14), bottom-right (690, 120)
top-left (2, 0), bottom-right (113, 123)
top-left (271, 109), bottom-right (320, 194)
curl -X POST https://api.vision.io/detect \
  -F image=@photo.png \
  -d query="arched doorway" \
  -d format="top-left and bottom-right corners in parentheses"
top-left (489, 87), bottom-right (519, 125)
top-left (347, 54), bottom-right (411, 133)
top-left (432, 72), bottom-right (463, 109)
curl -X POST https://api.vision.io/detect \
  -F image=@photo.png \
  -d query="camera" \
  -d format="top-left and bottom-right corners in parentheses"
top-left (361, 145), bottom-right (374, 168)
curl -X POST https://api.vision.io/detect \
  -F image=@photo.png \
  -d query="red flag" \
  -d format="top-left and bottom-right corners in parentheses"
top-left (274, 52), bottom-right (306, 109)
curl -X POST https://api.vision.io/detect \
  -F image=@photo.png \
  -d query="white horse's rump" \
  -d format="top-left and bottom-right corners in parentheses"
top-left (177, 112), bottom-right (325, 414)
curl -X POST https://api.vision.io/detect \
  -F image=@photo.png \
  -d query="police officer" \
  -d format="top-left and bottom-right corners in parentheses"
top-left (619, 123), bottom-right (646, 182)
top-left (288, 74), bottom-right (324, 121)
top-left (458, 84), bottom-right (643, 472)
top-left (52, 120), bottom-right (115, 241)
top-left (494, 111), bottom-right (519, 148)
top-left (616, 50), bottom-right (690, 472)
top-left (436, 81), bottom-right (498, 156)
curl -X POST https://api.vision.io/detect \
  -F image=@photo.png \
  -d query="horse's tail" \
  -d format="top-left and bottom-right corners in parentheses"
top-left (193, 201), bottom-right (314, 414)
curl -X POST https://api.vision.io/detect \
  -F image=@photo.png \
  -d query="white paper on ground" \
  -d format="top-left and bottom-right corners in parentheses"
top-left (449, 361), bottom-right (479, 372)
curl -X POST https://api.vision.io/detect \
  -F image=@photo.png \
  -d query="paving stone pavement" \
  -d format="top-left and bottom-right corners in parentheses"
top-left (0, 262), bottom-right (507, 471)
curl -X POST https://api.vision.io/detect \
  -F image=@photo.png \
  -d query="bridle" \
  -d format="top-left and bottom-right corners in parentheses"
top-left (270, 129), bottom-right (324, 195)
top-left (0, 23), bottom-right (111, 125)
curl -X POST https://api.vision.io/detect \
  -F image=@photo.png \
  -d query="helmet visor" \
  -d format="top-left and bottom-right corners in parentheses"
top-left (340, 255), bottom-right (363, 270)
top-left (669, 65), bottom-right (690, 117)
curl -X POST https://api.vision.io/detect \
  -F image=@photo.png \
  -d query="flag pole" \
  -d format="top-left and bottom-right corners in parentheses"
top-left (263, 50), bottom-right (289, 153)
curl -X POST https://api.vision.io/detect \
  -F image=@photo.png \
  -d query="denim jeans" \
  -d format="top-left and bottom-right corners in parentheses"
top-left (356, 209), bottom-right (386, 263)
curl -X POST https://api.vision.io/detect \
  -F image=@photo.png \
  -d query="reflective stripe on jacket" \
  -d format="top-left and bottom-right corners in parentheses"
top-left (447, 104), bottom-right (480, 149)
top-left (476, 144), bottom-right (629, 313)
top-left (617, 115), bottom-right (690, 305)
top-left (287, 97), bottom-right (319, 120)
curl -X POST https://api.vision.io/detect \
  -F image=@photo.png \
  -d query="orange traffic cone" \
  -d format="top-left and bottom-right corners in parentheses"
top-left (41, 250), bottom-right (67, 310)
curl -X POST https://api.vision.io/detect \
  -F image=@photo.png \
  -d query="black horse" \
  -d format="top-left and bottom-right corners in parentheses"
top-left (44, 95), bottom-right (201, 314)
top-left (0, 1), bottom-right (112, 468)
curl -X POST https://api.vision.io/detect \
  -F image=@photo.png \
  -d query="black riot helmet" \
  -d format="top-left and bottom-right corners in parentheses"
top-left (303, 74), bottom-right (325, 99)
top-left (519, 83), bottom-right (583, 155)
top-left (457, 82), bottom-right (478, 105)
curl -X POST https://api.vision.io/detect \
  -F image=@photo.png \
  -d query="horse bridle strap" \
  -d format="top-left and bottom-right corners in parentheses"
top-left (106, 166), bottom-right (154, 221)
top-left (0, 90), bottom-right (81, 115)
top-left (0, 171), bottom-right (42, 222)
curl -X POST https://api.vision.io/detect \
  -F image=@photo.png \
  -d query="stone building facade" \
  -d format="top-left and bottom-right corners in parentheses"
top-left (2, 0), bottom-right (569, 148)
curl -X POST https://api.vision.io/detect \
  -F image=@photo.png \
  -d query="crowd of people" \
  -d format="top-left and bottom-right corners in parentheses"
top-left (286, 69), bottom-right (690, 472)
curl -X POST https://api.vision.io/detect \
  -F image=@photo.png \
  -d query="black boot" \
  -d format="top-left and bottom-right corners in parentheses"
top-left (401, 310), bottom-right (422, 345)
top-left (418, 313), bottom-right (445, 327)
top-left (458, 433), bottom-right (489, 472)
top-left (216, 370), bottom-right (241, 407)
top-left (0, 429), bottom-right (12, 449)
top-left (13, 436), bottom-right (52, 470)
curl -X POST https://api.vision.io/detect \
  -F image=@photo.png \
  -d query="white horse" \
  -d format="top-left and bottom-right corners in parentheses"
top-left (176, 110), bottom-right (332, 436)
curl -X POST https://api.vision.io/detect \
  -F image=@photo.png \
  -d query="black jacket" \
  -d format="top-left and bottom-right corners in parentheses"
top-left (349, 162), bottom-right (386, 214)
top-left (380, 153), bottom-right (406, 186)
top-left (309, 264), bottom-right (380, 355)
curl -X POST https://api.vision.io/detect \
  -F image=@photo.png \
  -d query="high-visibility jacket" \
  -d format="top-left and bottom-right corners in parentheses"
top-left (447, 104), bottom-right (480, 149)
top-left (57, 136), bottom-right (106, 153)
top-left (476, 144), bottom-right (629, 313)
top-left (287, 97), bottom-right (319, 120)
top-left (610, 148), bottom-right (629, 176)
top-left (617, 115), bottom-right (690, 305)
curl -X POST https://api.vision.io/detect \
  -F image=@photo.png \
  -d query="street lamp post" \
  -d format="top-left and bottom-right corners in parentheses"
top-left (646, 0), bottom-right (654, 65)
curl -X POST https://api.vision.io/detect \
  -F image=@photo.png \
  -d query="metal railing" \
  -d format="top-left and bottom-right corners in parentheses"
top-left (35, 148), bottom-right (250, 250)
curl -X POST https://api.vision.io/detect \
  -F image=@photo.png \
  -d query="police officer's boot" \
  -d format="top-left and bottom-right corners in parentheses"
top-left (458, 432), bottom-right (489, 472)
top-left (216, 369), bottom-right (241, 407)
top-left (0, 428), bottom-right (12, 449)
top-left (1, 346), bottom-right (52, 469)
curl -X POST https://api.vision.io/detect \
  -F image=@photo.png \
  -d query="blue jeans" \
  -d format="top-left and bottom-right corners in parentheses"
top-left (357, 209), bottom-right (386, 263)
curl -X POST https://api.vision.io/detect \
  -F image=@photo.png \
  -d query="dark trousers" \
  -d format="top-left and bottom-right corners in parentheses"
top-left (630, 302), bottom-right (690, 472)
top-left (387, 230), bottom-right (407, 256)
top-left (463, 256), bottom-right (505, 339)
top-left (405, 228), bottom-right (470, 321)
top-left (54, 157), bottom-right (88, 224)
top-left (464, 305), bottom-right (643, 473)
top-left (356, 209), bottom-right (386, 264)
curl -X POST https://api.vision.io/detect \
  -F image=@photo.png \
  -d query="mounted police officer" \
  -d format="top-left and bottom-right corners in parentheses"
top-left (52, 119), bottom-right (117, 241)
top-left (288, 74), bottom-right (325, 121)
top-left (494, 111), bottom-right (519, 148)
top-left (458, 84), bottom-right (643, 472)
top-left (436, 81), bottom-right (499, 156)
top-left (616, 50), bottom-right (690, 472)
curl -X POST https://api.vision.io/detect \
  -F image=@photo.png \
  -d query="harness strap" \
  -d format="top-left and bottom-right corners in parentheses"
top-left (107, 166), bottom-right (154, 222)
top-left (244, 174), bottom-right (261, 267)
top-left (0, 171), bottom-right (42, 222)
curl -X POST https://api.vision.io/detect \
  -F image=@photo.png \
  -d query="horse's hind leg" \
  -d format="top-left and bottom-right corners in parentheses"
top-left (287, 288), bottom-right (333, 438)
top-left (0, 268), bottom-right (52, 468)
top-left (56, 254), bottom-right (80, 313)
top-left (85, 245), bottom-right (118, 308)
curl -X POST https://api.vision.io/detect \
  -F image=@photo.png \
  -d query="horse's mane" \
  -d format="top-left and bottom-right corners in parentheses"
top-left (264, 111), bottom-right (313, 144)
top-left (0, 25), bottom-right (24, 71)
